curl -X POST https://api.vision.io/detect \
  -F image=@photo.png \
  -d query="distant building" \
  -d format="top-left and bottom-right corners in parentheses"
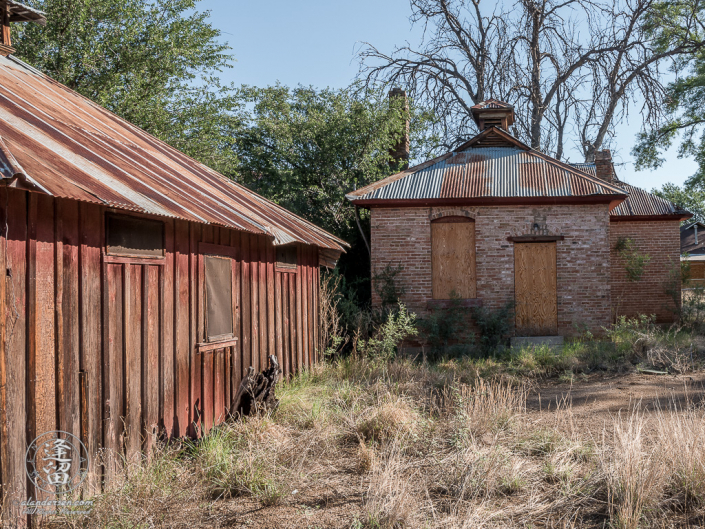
top-left (681, 221), bottom-right (705, 286)
top-left (347, 97), bottom-right (691, 338)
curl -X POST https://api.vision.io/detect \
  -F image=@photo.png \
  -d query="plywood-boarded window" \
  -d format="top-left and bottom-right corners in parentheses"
top-left (691, 262), bottom-right (705, 281)
top-left (106, 214), bottom-right (164, 258)
top-left (276, 244), bottom-right (298, 270)
top-left (431, 217), bottom-right (476, 299)
top-left (205, 255), bottom-right (234, 341)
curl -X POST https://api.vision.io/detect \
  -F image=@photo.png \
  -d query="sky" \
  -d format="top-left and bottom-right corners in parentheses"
top-left (200, 0), bottom-right (697, 191)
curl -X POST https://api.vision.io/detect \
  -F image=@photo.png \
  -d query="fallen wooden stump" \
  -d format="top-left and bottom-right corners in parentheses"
top-left (230, 354), bottom-right (282, 417)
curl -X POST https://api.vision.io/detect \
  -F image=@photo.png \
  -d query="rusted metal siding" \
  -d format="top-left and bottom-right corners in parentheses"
top-left (350, 147), bottom-right (625, 201)
top-left (0, 187), bottom-right (321, 517)
top-left (0, 55), bottom-right (346, 253)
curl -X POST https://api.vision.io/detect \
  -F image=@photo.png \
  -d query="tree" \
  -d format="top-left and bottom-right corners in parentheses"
top-left (13, 0), bottom-right (241, 174)
top-left (653, 183), bottom-right (705, 222)
top-left (359, 0), bottom-right (705, 161)
top-left (234, 84), bottom-right (438, 240)
top-left (234, 84), bottom-right (439, 305)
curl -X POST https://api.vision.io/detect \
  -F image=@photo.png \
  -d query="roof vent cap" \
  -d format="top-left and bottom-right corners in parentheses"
top-left (470, 99), bottom-right (515, 131)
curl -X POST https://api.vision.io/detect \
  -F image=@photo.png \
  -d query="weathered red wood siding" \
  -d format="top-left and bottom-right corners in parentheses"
top-left (0, 188), bottom-right (321, 512)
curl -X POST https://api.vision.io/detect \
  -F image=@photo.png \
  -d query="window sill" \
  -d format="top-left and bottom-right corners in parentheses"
top-left (103, 253), bottom-right (166, 265)
top-left (196, 337), bottom-right (238, 354)
top-left (427, 298), bottom-right (483, 310)
top-left (275, 263), bottom-right (297, 273)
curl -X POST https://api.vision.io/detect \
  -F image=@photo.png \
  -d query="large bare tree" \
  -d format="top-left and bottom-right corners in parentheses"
top-left (359, 0), bottom-right (705, 161)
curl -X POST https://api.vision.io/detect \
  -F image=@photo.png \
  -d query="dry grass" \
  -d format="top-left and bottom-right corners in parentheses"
top-left (39, 356), bottom-right (705, 529)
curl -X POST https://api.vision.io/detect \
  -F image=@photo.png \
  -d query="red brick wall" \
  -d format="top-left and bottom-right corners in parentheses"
top-left (609, 220), bottom-right (681, 323)
top-left (370, 204), bottom-right (613, 336)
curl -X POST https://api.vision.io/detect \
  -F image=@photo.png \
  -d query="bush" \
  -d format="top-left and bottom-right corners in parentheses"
top-left (357, 303), bottom-right (418, 362)
top-left (417, 293), bottom-right (473, 359)
top-left (471, 302), bottom-right (515, 354)
top-left (372, 263), bottom-right (406, 313)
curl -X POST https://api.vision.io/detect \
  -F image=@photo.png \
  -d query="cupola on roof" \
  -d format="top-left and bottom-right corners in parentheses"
top-left (471, 99), bottom-right (515, 131)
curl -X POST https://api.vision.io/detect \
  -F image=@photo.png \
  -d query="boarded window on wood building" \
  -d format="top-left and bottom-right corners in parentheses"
top-left (106, 214), bottom-right (165, 258)
top-left (431, 217), bottom-right (476, 299)
top-left (205, 255), bottom-right (234, 341)
top-left (691, 262), bottom-right (705, 283)
top-left (276, 244), bottom-right (298, 270)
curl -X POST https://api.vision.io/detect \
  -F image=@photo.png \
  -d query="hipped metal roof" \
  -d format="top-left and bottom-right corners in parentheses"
top-left (0, 55), bottom-right (347, 253)
top-left (348, 128), bottom-right (628, 203)
top-left (570, 163), bottom-right (691, 219)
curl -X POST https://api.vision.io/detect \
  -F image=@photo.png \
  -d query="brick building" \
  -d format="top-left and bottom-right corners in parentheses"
top-left (347, 98), bottom-right (691, 337)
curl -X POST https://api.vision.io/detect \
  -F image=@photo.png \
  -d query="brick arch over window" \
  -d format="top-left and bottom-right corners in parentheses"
top-left (430, 215), bottom-right (476, 299)
top-left (429, 207), bottom-right (477, 221)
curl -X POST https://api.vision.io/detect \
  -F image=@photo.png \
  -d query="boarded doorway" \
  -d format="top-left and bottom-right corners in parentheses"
top-left (514, 242), bottom-right (557, 335)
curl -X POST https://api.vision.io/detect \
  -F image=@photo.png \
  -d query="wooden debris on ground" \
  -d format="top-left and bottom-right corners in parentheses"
top-left (230, 354), bottom-right (282, 417)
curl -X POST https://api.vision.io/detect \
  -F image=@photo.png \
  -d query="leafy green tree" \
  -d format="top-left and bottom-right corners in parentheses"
top-left (234, 84), bottom-right (439, 305)
top-left (234, 84), bottom-right (438, 238)
top-left (632, 0), bottom-right (705, 189)
top-left (653, 183), bottom-right (705, 222)
top-left (13, 0), bottom-right (241, 174)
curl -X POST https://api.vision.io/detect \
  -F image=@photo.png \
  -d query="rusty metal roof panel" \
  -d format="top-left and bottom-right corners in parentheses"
top-left (569, 163), bottom-right (688, 218)
top-left (354, 147), bottom-right (624, 201)
top-left (0, 55), bottom-right (347, 251)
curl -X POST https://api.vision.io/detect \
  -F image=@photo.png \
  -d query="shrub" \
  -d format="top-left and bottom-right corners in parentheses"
top-left (373, 263), bottom-right (406, 312)
top-left (471, 302), bottom-right (515, 354)
top-left (417, 293), bottom-right (473, 359)
top-left (615, 237), bottom-right (651, 282)
top-left (357, 303), bottom-right (418, 362)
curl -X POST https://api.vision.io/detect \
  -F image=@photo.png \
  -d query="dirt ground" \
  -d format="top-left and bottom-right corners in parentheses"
top-left (209, 371), bottom-right (705, 529)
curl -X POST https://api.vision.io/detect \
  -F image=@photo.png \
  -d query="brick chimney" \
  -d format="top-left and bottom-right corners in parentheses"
top-left (0, 1), bottom-right (47, 57)
top-left (388, 87), bottom-right (409, 170)
top-left (594, 150), bottom-right (615, 183)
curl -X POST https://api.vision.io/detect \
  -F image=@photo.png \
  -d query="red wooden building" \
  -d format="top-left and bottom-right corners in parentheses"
top-left (0, 2), bottom-right (347, 514)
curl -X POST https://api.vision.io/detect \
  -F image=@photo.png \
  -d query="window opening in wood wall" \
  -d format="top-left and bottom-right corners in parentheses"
top-left (205, 255), bottom-right (234, 341)
top-left (106, 213), bottom-right (165, 258)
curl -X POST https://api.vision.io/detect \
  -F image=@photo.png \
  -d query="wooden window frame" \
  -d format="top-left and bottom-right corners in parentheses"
top-left (199, 242), bottom-right (238, 344)
top-left (104, 212), bottom-right (166, 261)
top-left (431, 216), bottom-right (477, 300)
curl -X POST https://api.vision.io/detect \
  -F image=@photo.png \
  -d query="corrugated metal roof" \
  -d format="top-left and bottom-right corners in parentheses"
top-left (569, 163), bottom-right (689, 218)
top-left (0, 55), bottom-right (347, 251)
top-left (349, 146), bottom-right (626, 201)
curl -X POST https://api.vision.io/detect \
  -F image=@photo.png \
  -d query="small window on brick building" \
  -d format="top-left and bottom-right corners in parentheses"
top-left (431, 216), bottom-right (476, 299)
top-left (205, 255), bottom-right (234, 341)
top-left (276, 244), bottom-right (298, 270)
top-left (106, 214), bottom-right (165, 258)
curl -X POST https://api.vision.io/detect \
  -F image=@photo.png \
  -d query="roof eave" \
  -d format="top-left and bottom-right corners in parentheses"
top-left (611, 212), bottom-right (694, 222)
top-left (350, 194), bottom-right (628, 208)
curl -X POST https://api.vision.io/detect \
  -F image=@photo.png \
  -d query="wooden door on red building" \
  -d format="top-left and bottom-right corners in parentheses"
top-left (514, 242), bottom-right (558, 336)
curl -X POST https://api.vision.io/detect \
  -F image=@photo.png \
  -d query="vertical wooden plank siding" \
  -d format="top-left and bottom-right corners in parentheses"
top-left (174, 220), bottom-right (190, 438)
top-left (161, 219), bottom-right (175, 438)
top-left (79, 202), bottom-right (102, 492)
top-left (2, 189), bottom-right (27, 516)
top-left (0, 188), bottom-right (327, 509)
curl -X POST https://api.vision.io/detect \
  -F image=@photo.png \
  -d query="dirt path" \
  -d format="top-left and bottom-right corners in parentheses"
top-left (526, 371), bottom-right (705, 438)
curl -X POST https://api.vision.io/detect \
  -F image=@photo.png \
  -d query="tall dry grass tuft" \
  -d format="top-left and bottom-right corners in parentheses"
top-left (448, 378), bottom-right (526, 443)
top-left (599, 409), bottom-right (666, 529)
top-left (364, 440), bottom-right (421, 528)
top-left (655, 400), bottom-right (705, 508)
